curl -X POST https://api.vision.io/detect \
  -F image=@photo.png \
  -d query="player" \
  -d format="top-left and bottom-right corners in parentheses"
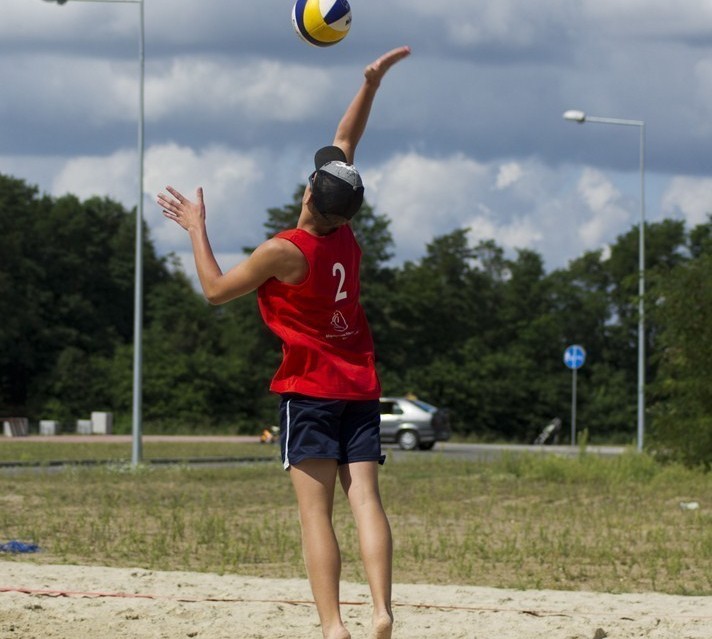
top-left (157, 46), bottom-right (411, 639)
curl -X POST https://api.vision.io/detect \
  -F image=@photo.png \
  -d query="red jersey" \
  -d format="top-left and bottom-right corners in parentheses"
top-left (257, 225), bottom-right (381, 400)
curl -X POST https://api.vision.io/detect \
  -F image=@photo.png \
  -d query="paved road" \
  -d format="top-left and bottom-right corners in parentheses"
top-left (2, 436), bottom-right (626, 470)
top-left (386, 441), bottom-right (626, 462)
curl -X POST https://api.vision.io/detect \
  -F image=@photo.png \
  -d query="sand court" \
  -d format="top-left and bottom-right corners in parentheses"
top-left (1, 561), bottom-right (710, 638)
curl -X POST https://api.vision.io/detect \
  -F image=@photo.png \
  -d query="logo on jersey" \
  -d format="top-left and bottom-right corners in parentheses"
top-left (330, 310), bottom-right (349, 333)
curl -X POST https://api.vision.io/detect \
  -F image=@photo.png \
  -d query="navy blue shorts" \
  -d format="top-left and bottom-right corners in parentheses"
top-left (279, 395), bottom-right (385, 470)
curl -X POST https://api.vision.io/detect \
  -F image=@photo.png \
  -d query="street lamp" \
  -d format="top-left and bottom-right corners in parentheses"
top-left (563, 109), bottom-right (646, 452)
top-left (44, 0), bottom-right (145, 465)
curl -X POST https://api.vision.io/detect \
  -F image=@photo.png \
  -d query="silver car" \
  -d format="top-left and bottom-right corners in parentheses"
top-left (379, 397), bottom-right (451, 451)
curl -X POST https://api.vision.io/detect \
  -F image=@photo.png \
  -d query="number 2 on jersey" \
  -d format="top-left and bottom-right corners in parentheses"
top-left (332, 262), bottom-right (347, 302)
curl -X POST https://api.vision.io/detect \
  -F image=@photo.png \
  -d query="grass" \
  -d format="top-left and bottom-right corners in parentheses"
top-left (1, 444), bottom-right (710, 595)
top-left (0, 440), bottom-right (278, 464)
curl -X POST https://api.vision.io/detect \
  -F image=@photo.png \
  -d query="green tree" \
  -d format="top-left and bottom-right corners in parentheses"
top-left (8, 170), bottom-right (711, 449)
top-left (544, 250), bottom-right (625, 440)
top-left (650, 253), bottom-right (712, 468)
top-left (0, 175), bottom-right (47, 413)
top-left (688, 216), bottom-right (712, 259)
top-left (382, 229), bottom-right (476, 374)
top-left (31, 194), bottom-right (169, 421)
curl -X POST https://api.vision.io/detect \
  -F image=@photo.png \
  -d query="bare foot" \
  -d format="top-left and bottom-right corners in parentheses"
top-left (370, 612), bottom-right (393, 639)
top-left (324, 626), bottom-right (351, 639)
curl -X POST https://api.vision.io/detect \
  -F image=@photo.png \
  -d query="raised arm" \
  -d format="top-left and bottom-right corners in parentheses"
top-left (157, 186), bottom-right (302, 304)
top-left (333, 46), bottom-right (411, 164)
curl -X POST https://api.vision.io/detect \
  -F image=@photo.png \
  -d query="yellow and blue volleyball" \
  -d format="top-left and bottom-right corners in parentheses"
top-left (292, 0), bottom-right (352, 48)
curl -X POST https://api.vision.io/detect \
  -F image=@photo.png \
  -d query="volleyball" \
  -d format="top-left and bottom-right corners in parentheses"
top-left (292, 0), bottom-right (352, 48)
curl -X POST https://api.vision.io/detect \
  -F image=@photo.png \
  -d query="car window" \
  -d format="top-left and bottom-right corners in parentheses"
top-left (380, 401), bottom-right (403, 415)
top-left (409, 399), bottom-right (437, 413)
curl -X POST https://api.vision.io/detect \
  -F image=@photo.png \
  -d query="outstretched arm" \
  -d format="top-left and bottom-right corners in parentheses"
top-left (334, 45), bottom-right (411, 164)
top-left (157, 186), bottom-right (300, 304)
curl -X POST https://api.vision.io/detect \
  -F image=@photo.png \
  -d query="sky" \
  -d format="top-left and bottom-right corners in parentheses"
top-left (3, 0), bottom-right (712, 282)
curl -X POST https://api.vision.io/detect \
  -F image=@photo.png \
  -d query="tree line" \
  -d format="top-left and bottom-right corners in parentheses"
top-left (1, 173), bottom-right (710, 467)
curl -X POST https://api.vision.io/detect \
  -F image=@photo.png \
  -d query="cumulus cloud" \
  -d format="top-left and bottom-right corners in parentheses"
top-left (45, 142), bottom-right (296, 259)
top-left (363, 152), bottom-right (489, 262)
top-left (495, 162), bottom-right (523, 190)
top-left (576, 168), bottom-right (631, 248)
top-left (4, 0), bottom-right (712, 277)
top-left (147, 58), bottom-right (332, 123)
top-left (467, 214), bottom-right (544, 252)
top-left (53, 150), bottom-right (139, 204)
top-left (661, 177), bottom-right (712, 227)
top-left (364, 153), bottom-right (594, 268)
top-left (149, 142), bottom-right (311, 259)
top-left (2, 52), bottom-right (333, 132)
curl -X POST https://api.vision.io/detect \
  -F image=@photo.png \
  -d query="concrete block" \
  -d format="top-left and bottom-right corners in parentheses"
top-left (76, 419), bottom-right (92, 435)
top-left (39, 420), bottom-right (61, 436)
top-left (91, 411), bottom-right (113, 435)
top-left (3, 417), bottom-right (29, 437)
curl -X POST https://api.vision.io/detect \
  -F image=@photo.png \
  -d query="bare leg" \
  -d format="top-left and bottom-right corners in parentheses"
top-left (340, 462), bottom-right (393, 639)
top-left (290, 459), bottom-right (351, 639)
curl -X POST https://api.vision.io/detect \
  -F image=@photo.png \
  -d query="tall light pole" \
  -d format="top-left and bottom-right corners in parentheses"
top-left (563, 109), bottom-right (646, 452)
top-left (44, 0), bottom-right (145, 465)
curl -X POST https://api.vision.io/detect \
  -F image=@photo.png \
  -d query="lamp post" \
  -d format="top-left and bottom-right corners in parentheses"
top-left (563, 109), bottom-right (646, 452)
top-left (44, 0), bottom-right (145, 465)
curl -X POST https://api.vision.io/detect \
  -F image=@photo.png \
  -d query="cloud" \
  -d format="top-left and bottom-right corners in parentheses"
top-left (579, 0), bottom-right (712, 39)
top-left (363, 152), bottom-right (489, 262)
top-left (5, 0), bottom-right (712, 280)
top-left (2, 2), bottom-right (138, 43)
top-left (576, 168), bottom-right (631, 248)
top-left (1, 54), bottom-right (138, 127)
top-left (467, 214), bottom-right (544, 252)
top-left (53, 150), bottom-right (139, 204)
top-left (147, 57), bottom-right (333, 124)
top-left (400, 0), bottom-right (572, 50)
top-left (495, 162), bottom-right (523, 190)
top-left (363, 153), bottom-right (601, 268)
top-left (45, 142), bottom-right (295, 258)
top-left (661, 176), bottom-right (712, 227)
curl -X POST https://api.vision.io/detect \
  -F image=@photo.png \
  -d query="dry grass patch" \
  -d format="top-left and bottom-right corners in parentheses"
top-left (1, 450), bottom-right (710, 595)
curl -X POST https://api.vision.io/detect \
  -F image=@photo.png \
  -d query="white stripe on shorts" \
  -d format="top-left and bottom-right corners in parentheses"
top-left (283, 399), bottom-right (291, 470)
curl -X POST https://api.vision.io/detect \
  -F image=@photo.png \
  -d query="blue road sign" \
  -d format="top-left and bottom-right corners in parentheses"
top-left (564, 344), bottom-right (586, 370)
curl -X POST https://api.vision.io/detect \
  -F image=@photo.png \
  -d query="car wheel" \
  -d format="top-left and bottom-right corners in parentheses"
top-left (418, 442), bottom-right (436, 451)
top-left (397, 430), bottom-right (419, 451)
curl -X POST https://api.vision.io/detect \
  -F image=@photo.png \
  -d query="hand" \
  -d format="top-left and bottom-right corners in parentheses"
top-left (364, 46), bottom-right (411, 87)
top-left (157, 186), bottom-right (206, 233)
